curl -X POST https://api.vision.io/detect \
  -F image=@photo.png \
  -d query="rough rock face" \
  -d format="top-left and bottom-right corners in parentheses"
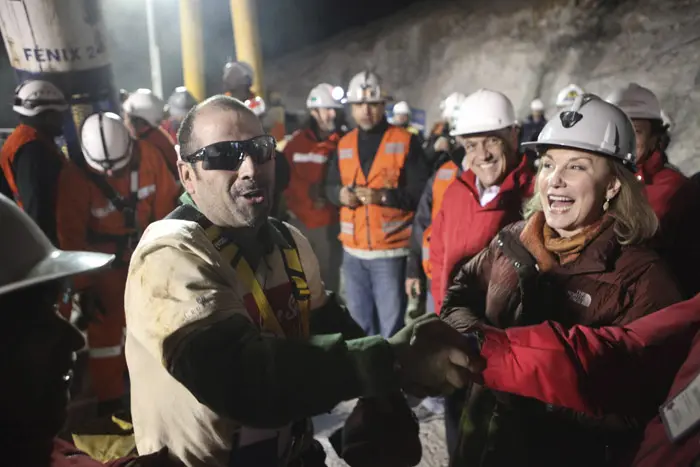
top-left (266, 0), bottom-right (700, 174)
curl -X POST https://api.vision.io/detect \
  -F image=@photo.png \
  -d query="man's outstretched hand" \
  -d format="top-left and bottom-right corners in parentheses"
top-left (388, 314), bottom-right (486, 397)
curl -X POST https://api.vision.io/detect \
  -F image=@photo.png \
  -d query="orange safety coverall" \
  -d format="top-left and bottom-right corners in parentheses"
top-left (137, 126), bottom-right (179, 183)
top-left (56, 140), bottom-right (178, 402)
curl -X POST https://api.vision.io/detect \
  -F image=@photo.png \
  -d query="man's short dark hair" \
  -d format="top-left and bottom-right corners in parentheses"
top-left (177, 94), bottom-right (253, 159)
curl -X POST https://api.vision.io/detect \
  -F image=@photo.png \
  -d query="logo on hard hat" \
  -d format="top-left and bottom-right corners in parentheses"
top-left (560, 111), bottom-right (583, 129)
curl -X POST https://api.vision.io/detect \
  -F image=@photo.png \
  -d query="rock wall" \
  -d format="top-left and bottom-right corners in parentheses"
top-left (266, 0), bottom-right (700, 173)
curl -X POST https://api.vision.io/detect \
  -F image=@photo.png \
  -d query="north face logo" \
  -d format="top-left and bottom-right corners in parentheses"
top-left (567, 289), bottom-right (592, 307)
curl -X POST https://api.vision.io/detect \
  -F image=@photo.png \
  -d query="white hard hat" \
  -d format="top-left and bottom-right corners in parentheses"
top-left (0, 193), bottom-right (113, 296)
top-left (605, 83), bottom-right (662, 121)
top-left (13, 80), bottom-right (68, 117)
top-left (346, 71), bottom-right (388, 104)
top-left (166, 86), bottom-right (197, 118)
top-left (530, 98), bottom-right (545, 112)
top-left (523, 94), bottom-right (636, 172)
top-left (450, 89), bottom-right (516, 137)
top-left (556, 84), bottom-right (585, 108)
top-left (306, 83), bottom-right (343, 109)
top-left (440, 92), bottom-right (467, 123)
top-left (81, 112), bottom-right (134, 173)
top-left (245, 96), bottom-right (267, 117)
top-left (122, 88), bottom-right (165, 127)
top-left (223, 61), bottom-right (254, 89)
top-left (393, 101), bottom-right (411, 115)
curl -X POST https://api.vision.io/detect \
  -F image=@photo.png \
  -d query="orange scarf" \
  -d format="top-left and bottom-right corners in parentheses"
top-left (543, 216), bottom-right (611, 265)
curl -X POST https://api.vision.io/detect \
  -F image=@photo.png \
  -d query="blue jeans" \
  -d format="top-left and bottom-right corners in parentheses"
top-left (342, 252), bottom-right (407, 337)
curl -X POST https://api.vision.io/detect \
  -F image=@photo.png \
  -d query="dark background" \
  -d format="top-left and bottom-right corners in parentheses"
top-left (0, 0), bottom-right (422, 128)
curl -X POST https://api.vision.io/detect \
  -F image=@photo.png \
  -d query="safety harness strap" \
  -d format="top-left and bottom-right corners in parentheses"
top-left (82, 146), bottom-right (141, 230)
top-left (168, 204), bottom-right (311, 338)
top-left (82, 149), bottom-right (142, 266)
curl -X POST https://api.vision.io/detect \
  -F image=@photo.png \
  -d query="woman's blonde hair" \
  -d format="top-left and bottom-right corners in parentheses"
top-left (523, 157), bottom-right (658, 245)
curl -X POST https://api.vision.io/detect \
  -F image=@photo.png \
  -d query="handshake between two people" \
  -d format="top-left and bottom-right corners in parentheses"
top-left (388, 313), bottom-right (486, 398)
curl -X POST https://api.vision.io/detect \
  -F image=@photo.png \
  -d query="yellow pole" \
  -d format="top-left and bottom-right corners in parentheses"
top-left (230, 0), bottom-right (265, 97)
top-left (179, 0), bottom-right (206, 102)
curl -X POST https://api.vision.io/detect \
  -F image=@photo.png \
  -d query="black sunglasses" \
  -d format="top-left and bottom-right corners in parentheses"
top-left (182, 135), bottom-right (276, 171)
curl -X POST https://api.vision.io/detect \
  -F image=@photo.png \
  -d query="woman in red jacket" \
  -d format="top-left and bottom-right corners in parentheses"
top-left (471, 294), bottom-right (700, 467)
top-left (441, 95), bottom-right (683, 466)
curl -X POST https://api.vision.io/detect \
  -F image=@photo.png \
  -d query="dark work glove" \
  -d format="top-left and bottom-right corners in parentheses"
top-left (340, 393), bottom-right (422, 467)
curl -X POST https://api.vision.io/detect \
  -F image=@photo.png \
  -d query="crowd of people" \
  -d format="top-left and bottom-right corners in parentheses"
top-left (2, 57), bottom-right (700, 467)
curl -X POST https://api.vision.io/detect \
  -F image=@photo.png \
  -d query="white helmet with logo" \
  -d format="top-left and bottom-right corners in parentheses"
top-left (440, 92), bottom-right (466, 125)
top-left (306, 83), bottom-right (343, 109)
top-left (223, 61), bottom-right (254, 89)
top-left (523, 94), bottom-right (636, 172)
top-left (122, 88), bottom-right (165, 127)
top-left (556, 84), bottom-right (585, 108)
top-left (13, 80), bottom-right (68, 117)
top-left (605, 83), bottom-right (662, 121)
top-left (450, 89), bottom-right (516, 137)
top-left (346, 71), bottom-right (389, 104)
top-left (81, 112), bottom-right (133, 173)
top-left (0, 193), bottom-right (113, 296)
top-left (166, 86), bottom-right (197, 118)
top-left (393, 101), bottom-right (411, 115)
top-left (530, 98), bottom-right (545, 112)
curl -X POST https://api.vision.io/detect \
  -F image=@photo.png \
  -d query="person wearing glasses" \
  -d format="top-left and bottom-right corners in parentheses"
top-left (56, 111), bottom-right (179, 417)
top-left (123, 94), bottom-right (480, 467)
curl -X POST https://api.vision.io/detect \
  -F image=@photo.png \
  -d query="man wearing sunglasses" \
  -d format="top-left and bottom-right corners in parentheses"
top-left (123, 95), bottom-right (479, 466)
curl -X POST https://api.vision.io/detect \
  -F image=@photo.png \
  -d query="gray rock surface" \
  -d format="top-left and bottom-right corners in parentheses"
top-left (266, 0), bottom-right (700, 174)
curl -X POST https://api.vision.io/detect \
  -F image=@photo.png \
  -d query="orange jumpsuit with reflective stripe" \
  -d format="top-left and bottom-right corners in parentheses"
top-left (283, 128), bottom-right (340, 229)
top-left (56, 140), bottom-right (178, 402)
top-left (337, 127), bottom-right (413, 250)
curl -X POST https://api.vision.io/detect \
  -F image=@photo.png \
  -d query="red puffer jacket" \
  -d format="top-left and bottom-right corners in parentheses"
top-left (637, 151), bottom-right (700, 297)
top-left (429, 157), bottom-right (534, 312)
top-left (479, 294), bottom-right (700, 467)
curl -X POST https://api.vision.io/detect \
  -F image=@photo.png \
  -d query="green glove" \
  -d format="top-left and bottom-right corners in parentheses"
top-left (388, 314), bottom-right (485, 398)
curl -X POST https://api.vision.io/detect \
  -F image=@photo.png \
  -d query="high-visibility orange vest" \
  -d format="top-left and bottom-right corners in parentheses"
top-left (422, 160), bottom-right (459, 278)
top-left (337, 126), bottom-right (413, 251)
top-left (283, 128), bottom-right (340, 229)
top-left (0, 124), bottom-right (65, 209)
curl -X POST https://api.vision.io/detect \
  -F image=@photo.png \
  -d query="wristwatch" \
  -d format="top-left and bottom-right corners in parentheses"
top-left (380, 191), bottom-right (388, 205)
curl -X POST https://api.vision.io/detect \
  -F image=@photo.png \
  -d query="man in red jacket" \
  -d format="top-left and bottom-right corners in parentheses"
top-left (606, 83), bottom-right (700, 297)
top-left (0, 193), bottom-right (179, 466)
top-left (427, 88), bottom-right (534, 458)
top-left (465, 293), bottom-right (700, 467)
top-left (283, 83), bottom-right (344, 292)
top-left (430, 89), bottom-right (534, 313)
